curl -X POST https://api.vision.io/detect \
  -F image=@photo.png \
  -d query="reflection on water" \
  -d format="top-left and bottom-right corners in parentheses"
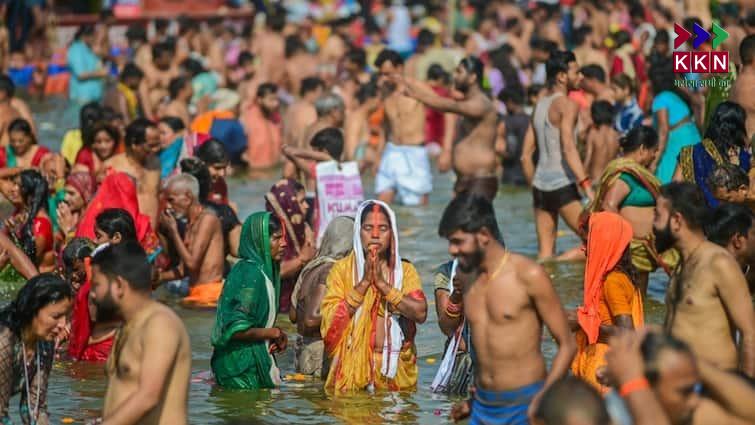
top-left (8, 97), bottom-right (668, 424)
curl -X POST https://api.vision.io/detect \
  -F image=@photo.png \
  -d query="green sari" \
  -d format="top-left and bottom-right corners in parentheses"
top-left (211, 212), bottom-right (282, 389)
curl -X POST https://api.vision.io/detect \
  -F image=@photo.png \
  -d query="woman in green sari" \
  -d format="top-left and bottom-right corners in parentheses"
top-left (211, 212), bottom-right (288, 389)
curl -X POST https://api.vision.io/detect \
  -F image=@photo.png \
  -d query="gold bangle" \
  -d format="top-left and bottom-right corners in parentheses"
top-left (386, 288), bottom-right (403, 307)
top-left (445, 309), bottom-right (461, 319)
top-left (345, 294), bottom-right (360, 309)
top-left (348, 288), bottom-right (365, 303)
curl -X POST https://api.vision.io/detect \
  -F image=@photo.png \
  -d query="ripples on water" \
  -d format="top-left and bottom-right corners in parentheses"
top-left (15, 98), bottom-right (668, 424)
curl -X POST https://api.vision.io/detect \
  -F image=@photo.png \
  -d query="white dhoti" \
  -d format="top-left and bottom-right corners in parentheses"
top-left (375, 143), bottom-right (433, 206)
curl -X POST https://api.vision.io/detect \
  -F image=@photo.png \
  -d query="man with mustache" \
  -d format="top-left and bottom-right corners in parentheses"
top-left (91, 240), bottom-right (190, 425)
top-left (655, 183), bottom-right (755, 377)
top-left (438, 192), bottom-right (575, 423)
top-left (159, 173), bottom-right (225, 308)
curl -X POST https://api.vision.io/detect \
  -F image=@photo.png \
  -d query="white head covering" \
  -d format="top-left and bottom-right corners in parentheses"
top-left (352, 200), bottom-right (404, 379)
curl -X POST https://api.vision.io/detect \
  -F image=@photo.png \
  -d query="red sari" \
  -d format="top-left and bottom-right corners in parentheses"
top-left (68, 259), bottom-right (113, 362)
top-left (0, 145), bottom-right (50, 168)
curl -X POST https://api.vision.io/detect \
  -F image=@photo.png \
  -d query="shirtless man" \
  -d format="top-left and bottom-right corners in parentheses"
top-left (106, 119), bottom-right (162, 227)
top-left (372, 49), bottom-right (431, 206)
top-left (281, 77), bottom-right (324, 164)
top-left (521, 51), bottom-right (593, 259)
top-left (400, 56), bottom-right (500, 202)
top-left (283, 35), bottom-right (319, 98)
top-left (160, 174), bottom-right (225, 304)
top-left (162, 77), bottom-right (193, 126)
top-left (654, 182), bottom-right (755, 376)
top-left (533, 2), bottom-right (565, 48)
top-left (706, 203), bottom-right (755, 291)
top-left (573, 27), bottom-right (608, 74)
top-left (730, 35), bottom-right (755, 142)
top-left (584, 100), bottom-right (619, 182)
top-left (253, 11), bottom-right (286, 87)
top-left (139, 42), bottom-right (179, 120)
top-left (91, 240), bottom-right (190, 425)
top-left (579, 64), bottom-right (614, 103)
top-left (438, 192), bottom-right (575, 423)
top-left (0, 75), bottom-right (20, 146)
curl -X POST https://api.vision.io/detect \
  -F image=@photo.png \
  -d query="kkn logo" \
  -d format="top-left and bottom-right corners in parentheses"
top-left (673, 22), bottom-right (730, 73)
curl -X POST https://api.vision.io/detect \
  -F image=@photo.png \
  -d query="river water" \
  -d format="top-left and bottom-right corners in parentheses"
top-left (14, 98), bottom-right (668, 424)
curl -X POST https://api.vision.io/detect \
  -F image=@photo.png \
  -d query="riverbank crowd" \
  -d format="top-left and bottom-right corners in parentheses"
top-left (0, 0), bottom-right (754, 424)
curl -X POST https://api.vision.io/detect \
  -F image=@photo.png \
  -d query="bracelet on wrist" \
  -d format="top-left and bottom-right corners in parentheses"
top-left (386, 288), bottom-right (403, 307)
top-left (579, 177), bottom-right (592, 190)
top-left (619, 377), bottom-right (650, 397)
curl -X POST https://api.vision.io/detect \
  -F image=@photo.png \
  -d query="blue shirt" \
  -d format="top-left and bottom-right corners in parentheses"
top-left (67, 40), bottom-right (105, 103)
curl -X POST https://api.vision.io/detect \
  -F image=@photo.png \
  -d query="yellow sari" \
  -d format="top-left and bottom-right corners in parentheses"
top-left (321, 252), bottom-right (424, 393)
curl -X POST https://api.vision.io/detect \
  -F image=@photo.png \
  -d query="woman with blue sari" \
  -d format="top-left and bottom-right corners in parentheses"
top-left (674, 101), bottom-right (750, 208)
top-left (649, 59), bottom-right (702, 184)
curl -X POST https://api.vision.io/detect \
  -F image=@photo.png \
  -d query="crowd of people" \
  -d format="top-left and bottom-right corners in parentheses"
top-left (0, 0), bottom-right (753, 424)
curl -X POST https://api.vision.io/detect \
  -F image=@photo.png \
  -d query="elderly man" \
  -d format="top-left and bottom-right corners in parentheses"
top-left (321, 200), bottom-right (427, 392)
top-left (159, 173), bottom-right (225, 308)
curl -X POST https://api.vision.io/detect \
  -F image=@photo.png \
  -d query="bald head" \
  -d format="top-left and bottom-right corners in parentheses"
top-left (535, 377), bottom-right (610, 425)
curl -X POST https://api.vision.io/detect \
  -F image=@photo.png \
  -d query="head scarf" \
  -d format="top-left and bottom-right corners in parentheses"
top-left (290, 216), bottom-right (354, 310)
top-left (66, 171), bottom-right (96, 204)
top-left (265, 179), bottom-right (308, 260)
top-left (577, 212), bottom-right (634, 344)
top-left (352, 200), bottom-right (404, 378)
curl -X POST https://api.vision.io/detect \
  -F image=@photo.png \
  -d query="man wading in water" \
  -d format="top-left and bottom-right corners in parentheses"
top-left (438, 192), bottom-right (576, 424)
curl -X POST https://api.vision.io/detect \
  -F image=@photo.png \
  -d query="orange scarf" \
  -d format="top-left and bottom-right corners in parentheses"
top-left (577, 212), bottom-right (634, 344)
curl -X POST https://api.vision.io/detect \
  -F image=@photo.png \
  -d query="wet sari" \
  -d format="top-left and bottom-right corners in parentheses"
top-left (265, 179), bottom-right (309, 313)
top-left (678, 138), bottom-right (751, 208)
top-left (68, 257), bottom-right (113, 362)
top-left (211, 212), bottom-right (282, 390)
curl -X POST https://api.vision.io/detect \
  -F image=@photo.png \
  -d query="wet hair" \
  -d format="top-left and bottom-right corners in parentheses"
top-left (374, 49), bottom-right (404, 68)
top-left (705, 101), bottom-right (748, 152)
top-left (706, 203), bottom-right (754, 247)
top-left (0, 273), bottom-right (72, 336)
top-left (159, 116), bottom-right (185, 133)
top-left (16, 170), bottom-right (49, 260)
top-left (535, 376), bottom-right (611, 425)
top-left (91, 239), bottom-right (151, 292)
top-left (154, 17), bottom-right (170, 32)
top-left (438, 192), bottom-right (503, 242)
top-left (169, 76), bottom-right (190, 100)
top-left (620, 125), bottom-right (658, 153)
top-left (659, 182), bottom-right (709, 231)
top-left (120, 63), bottom-right (144, 82)
top-left (196, 138), bottom-right (229, 165)
top-left (124, 118), bottom-right (157, 148)
top-left (79, 101), bottom-right (103, 130)
top-left (346, 47), bottom-right (367, 69)
top-left (125, 25), bottom-right (147, 43)
top-left (417, 29), bottom-right (435, 49)
top-left (742, 35), bottom-right (755, 66)
top-left (95, 208), bottom-right (138, 242)
top-left (152, 41), bottom-right (174, 61)
top-left (284, 35), bottom-right (306, 58)
top-left (314, 93), bottom-right (345, 117)
top-left (83, 122), bottom-right (120, 149)
top-left (498, 86), bottom-right (525, 106)
top-left (580, 64), bottom-right (606, 83)
top-left (310, 128), bottom-right (344, 160)
top-left (590, 101), bottom-right (615, 126)
top-left (8, 118), bottom-right (37, 145)
top-left (266, 8), bottom-right (286, 32)
top-left (642, 332), bottom-right (694, 385)
top-left (460, 56), bottom-right (484, 88)
top-left (706, 163), bottom-right (749, 193)
top-left (74, 25), bottom-right (96, 41)
top-left (611, 73), bottom-right (636, 93)
top-left (180, 58), bottom-right (205, 78)
top-left (0, 75), bottom-right (15, 98)
top-left (611, 30), bottom-right (632, 48)
top-left (180, 158), bottom-right (212, 201)
top-left (427, 64), bottom-right (449, 83)
top-left (573, 26), bottom-right (593, 46)
top-left (62, 237), bottom-right (94, 277)
top-left (546, 51), bottom-right (577, 85)
top-left (356, 79), bottom-right (379, 104)
top-left (300, 77), bottom-right (325, 98)
top-left (531, 38), bottom-right (559, 56)
top-left (257, 83), bottom-right (278, 98)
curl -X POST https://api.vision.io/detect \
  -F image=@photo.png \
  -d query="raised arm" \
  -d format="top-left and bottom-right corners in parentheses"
top-left (401, 76), bottom-right (488, 118)
top-left (520, 123), bottom-right (536, 186)
top-left (102, 314), bottom-right (182, 425)
top-left (713, 252), bottom-right (755, 377)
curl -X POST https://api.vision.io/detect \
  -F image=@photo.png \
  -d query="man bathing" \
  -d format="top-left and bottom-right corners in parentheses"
top-left (399, 56), bottom-right (500, 202)
top-left (160, 174), bottom-right (225, 308)
top-left (91, 241), bottom-right (190, 425)
top-left (439, 193), bottom-right (576, 423)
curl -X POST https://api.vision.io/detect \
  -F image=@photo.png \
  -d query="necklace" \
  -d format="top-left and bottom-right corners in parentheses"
top-left (485, 250), bottom-right (510, 283)
top-left (21, 341), bottom-right (40, 424)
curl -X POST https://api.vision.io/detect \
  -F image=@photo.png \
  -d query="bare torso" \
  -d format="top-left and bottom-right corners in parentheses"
top-left (574, 46), bottom-right (608, 73)
top-left (284, 54), bottom-right (319, 96)
top-left (587, 126), bottom-right (619, 182)
top-left (283, 101), bottom-right (317, 148)
top-left (256, 32), bottom-right (286, 86)
top-left (0, 103), bottom-right (20, 146)
top-left (730, 70), bottom-right (755, 141)
top-left (465, 253), bottom-right (547, 391)
top-left (452, 93), bottom-right (499, 178)
top-left (665, 244), bottom-right (739, 370)
top-left (104, 302), bottom-right (190, 425)
top-left (383, 91), bottom-right (426, 146)
top-left (184, 209), bottom-right (225, 285)
top-left (162, 101), bottom-right (190, 126)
